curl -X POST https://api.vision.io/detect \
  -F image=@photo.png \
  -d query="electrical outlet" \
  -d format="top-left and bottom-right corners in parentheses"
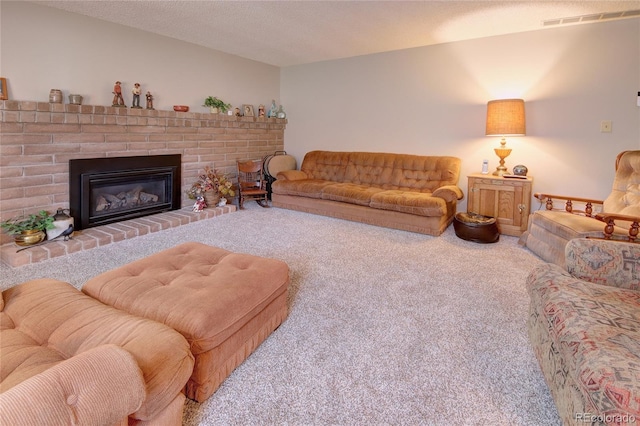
top-left (600, 120), bottom-right (612, 133)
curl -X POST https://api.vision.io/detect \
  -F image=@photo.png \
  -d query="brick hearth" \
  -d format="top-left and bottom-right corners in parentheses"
top-left (1, 205), bottom-right (235, 267)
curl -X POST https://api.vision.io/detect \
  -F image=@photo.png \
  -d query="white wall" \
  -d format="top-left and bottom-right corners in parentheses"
top-left (282, 18), bottom-right (640, 211)
top-left (0, 1), bottom-right (280, 112)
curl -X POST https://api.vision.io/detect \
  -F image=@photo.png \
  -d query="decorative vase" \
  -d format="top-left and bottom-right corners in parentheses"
top-left (203, 191), bottom-right (220, 207)
top-left (14, 230), bottom-right (46, 246)
top-left (49, 89), bottom-right (63, 103)
top-left (512, 164), bottom-right (528, 176)
top-left (68, 94), bottom-right (83, 105)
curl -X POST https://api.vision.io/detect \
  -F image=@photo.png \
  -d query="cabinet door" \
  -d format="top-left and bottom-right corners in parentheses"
top-left (468, 177), bottom-right (530, 236)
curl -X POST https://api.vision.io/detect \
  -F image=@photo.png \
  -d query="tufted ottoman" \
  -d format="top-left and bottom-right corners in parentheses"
top-left (82, 242), bottom-right (290, 402)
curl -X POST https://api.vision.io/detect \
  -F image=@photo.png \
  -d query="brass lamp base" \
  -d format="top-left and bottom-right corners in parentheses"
top-left (493, 138), bottom-right (511, 176)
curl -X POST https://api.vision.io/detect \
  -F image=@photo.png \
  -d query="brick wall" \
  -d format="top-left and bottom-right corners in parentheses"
top-left (0, 100), bottom-right (286, 243)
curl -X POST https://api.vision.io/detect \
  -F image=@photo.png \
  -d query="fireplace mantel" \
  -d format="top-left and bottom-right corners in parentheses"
top-left (0, 100), bottom-right (286, 245)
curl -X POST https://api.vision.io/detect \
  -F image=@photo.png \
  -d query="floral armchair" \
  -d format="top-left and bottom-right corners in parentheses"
top-left (520, 150), bottom-right (640, 268)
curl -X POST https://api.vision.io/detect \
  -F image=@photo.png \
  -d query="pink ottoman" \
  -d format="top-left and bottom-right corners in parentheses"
top-left (82, 242), bottom-right (290, 402)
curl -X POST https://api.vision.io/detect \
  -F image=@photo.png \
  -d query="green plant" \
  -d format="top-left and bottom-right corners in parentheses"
top-left (203, 96), bottom-right (231, 113)
top-left (186, 166), bottom-right (236, 200)
top-left (0, 210), bottom-right (55, 235)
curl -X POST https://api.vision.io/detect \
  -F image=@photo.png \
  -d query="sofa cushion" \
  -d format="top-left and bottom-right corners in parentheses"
top-left (527, 266), bottom-right (640, 418)
top-left (370, 190), bottom-right (447, 217)
top-left (271, 179), bottom-right (334, 198)
top-left (321, 183), bottom-right (385, 206)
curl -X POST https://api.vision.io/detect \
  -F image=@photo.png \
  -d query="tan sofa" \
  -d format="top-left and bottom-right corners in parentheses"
top-left (1, 278), bottom-right (195, 425)
top-left (271, 150), bottom-right (463, 235)
top-left (527, 238), bottom-right (640, 425)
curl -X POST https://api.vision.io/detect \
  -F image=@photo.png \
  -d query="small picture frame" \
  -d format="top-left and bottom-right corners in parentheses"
top-left (242, 104), bottom-right (254, 117)
top-left (0, 78), bottom-right (7, 100)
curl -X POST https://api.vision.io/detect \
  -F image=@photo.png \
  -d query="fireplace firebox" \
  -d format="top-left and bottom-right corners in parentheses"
top-left (69, 155), bottom-right (181, 230)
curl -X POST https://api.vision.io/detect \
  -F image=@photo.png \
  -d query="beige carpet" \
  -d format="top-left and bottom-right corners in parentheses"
top-left (0, 202), bottom-right (560, 425)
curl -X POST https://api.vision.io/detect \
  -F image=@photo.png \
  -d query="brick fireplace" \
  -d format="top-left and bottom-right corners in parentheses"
top-left (0, 100), bottom-right (286, 265)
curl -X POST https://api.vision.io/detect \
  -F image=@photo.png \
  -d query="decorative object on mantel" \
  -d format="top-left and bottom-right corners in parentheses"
top-left (243, 104), bottom-right (255, 117)
top-left (276, 105), bottom-right (286, 119)
top-left (186, 166), bottom-right (236, 208)
top-left (145, 91), bottom-right (154, 109)
top-left (268, 99), bottom-right (277, 118)
top-left (112, 81), bottom-right (126, 107)
top-left (0, 77), bottom-right (7, 100)
top-left (131, 83), bottom-right (142, 109)
top-left (49, 89), bottom-right (63, 103)
top-left (258, 104), bottom-right (265, 117)
top-left (204, 96), bottom-right (231, 114)
top-left (173, 105), bottom-right (189, 112)
top-left (1, 210), bottom-right (55, 246)
top-left (68, 94), bottom-right (83, 105)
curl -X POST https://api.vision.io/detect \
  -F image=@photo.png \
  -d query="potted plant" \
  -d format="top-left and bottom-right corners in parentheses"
top-left (203, 96), bottom-right (231, 114)
top-left (1, 210), bottom-right (55, 246)
top-left (187, 166), bottom-right (236, 207)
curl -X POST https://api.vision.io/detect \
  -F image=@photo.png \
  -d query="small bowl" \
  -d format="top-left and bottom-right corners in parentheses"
top-left (173, 105), bottom-right (189, 112)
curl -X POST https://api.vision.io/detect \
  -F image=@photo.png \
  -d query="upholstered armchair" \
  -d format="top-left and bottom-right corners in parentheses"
top-left (520, 150), bottom-right (640, 268)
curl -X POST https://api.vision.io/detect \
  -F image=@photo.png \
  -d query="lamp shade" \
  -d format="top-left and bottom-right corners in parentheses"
top-left (485, 99), bottom-right (526, 136)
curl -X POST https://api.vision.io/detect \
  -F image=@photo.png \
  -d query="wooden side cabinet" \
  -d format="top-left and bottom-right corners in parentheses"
top-left (467, 173), bottom-right (533, 237)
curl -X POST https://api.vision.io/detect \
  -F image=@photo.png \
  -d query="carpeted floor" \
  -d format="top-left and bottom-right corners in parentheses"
top-left (0, 202), bottom-right (560, 425)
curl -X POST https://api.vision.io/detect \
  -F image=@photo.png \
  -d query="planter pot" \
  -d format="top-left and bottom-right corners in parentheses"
top-left (204, 191), bottom-right (220, 207)
top-left (209, 107), bottom-right (219, 114)
top-left (14, 230), bottom-right (46, 246)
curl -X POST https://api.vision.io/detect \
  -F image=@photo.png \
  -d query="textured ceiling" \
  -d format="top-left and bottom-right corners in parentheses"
top-left (34, 0), bottom-right (640, 67)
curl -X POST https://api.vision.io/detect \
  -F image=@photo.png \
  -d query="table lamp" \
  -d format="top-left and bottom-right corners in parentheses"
top-left (485, 99), bottom-right (526, 176)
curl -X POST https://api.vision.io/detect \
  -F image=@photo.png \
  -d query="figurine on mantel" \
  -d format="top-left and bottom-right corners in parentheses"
top-left (258, 104), bottom-right (265, 117)
top-left (268, 100), bottom-right (277, 118)
top-left (131, 83), bottom-right (142, 109)
top-left (112, 81), bottom-right (125, 107)
top-left (145, 91), bottom-right (154, 110)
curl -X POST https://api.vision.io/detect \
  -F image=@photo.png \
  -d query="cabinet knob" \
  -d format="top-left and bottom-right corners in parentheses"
top-left (518, 204), bottom-right (526, 214)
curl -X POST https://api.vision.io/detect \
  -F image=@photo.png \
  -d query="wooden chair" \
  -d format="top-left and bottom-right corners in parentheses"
top-left (237, 159), bottom-right (269, 209)
top-left (520, 150), bottom-right (640, 268)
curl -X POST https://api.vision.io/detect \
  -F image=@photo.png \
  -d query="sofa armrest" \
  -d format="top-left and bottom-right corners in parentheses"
top-left (0, 345), bottom-right (145, 426)
top-left (534, 192), bottom-right (604, 217)
top-left (565, 238), bottom-right (640, 290)
top-left (276, 170), bottom-right (308, 181)
top-left (595, 212), bottom-right (640, 241)
top-left (431, 185), bottom-right (464, 202)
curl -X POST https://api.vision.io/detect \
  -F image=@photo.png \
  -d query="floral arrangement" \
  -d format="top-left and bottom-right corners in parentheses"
top-left (187, 166), bottom-right (236, 200)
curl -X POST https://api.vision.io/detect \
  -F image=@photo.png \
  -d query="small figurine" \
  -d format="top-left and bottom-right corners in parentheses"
top-left (268, 99), bottom-right (277, 118)
top-left (276, 105), bottom-right (286, 119)
top-left (235, 107), bottom-right (241, 117)
top-left (131, 83), bottom-right (142, 108)
top-left (145, 91), bottom-right (154, 110)
top-left (112, 81), bottom-right (125, 107)
top-left (192, 195), bottom-right (206, 212)
top-left (258, 104), bottom-right (265, 117)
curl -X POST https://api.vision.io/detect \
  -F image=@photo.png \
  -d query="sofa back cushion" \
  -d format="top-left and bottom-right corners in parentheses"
top-left (300, 151), bottom-right (460, 192)
top-left (603, 150), bottom-right (640, 216)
